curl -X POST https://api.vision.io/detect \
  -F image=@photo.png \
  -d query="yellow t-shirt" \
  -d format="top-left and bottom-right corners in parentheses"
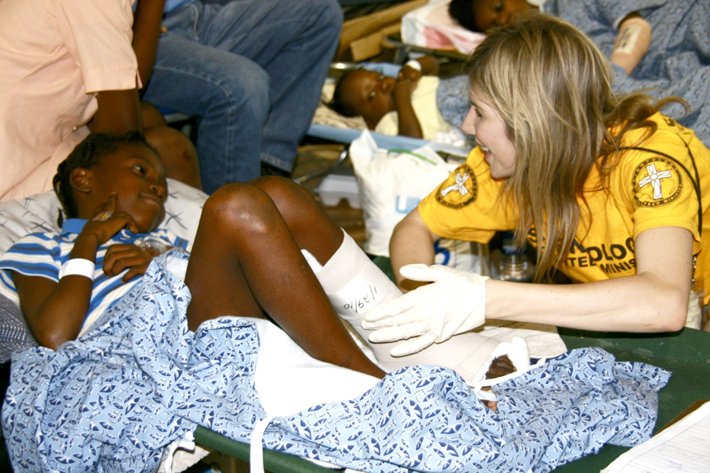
top-left (419, 113), bottom-right (710, 304)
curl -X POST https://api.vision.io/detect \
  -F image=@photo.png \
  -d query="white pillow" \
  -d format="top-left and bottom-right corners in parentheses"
top-left (0, 178), bottom-right (207, 255)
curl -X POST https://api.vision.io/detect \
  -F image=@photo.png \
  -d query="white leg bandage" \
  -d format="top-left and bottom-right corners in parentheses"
top-left (303, 231), bottom-right (500, 381)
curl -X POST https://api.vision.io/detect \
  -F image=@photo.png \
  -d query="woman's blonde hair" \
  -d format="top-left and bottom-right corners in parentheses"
top-left (464, 13), bottom-right (677, 280)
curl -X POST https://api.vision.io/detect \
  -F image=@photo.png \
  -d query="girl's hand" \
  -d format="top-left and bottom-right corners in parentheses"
top-left (398, 64), bottom-right (422, 83)
top-left (393, 77), bottom-right (418, 106)
top-left (394, 64), bottom-right (421, 105)
top-left (85, 195), bottom-right (139, 241)
top-left (71, 194), bottom-right (140, 261)
top-left (103, 243), bottom-right (157, 281)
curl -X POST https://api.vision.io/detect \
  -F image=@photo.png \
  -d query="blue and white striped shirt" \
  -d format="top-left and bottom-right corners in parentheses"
top-left (0, 219), bottom-right (188, 335)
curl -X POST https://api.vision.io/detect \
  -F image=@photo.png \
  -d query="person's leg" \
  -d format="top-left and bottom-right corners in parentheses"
top-left (167, 0), bottom-right (343, 173)
top-left (183, 183), bottom-right (384, 378)
top-left (142, 33), bottom-right (269, 192)
top-left (253, 177), bottom-right (502, 381)
top-left (144, 126), bottom-right (203, 190)
top-left (139, 102), bottom-right (203, 189)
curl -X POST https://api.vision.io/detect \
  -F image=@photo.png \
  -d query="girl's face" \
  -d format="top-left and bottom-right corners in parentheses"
top-left (462, 91), bottom-right (516, 179)
top-left (86, 144), bottom-right (168, 233)
top-left (471, 0), bottom-right (534, 31)
top-left (341, 69), bottom-right (397, 126)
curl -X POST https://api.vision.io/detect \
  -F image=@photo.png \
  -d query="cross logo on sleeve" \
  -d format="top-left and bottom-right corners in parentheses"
top-left (632, 158), bottom-right (682, 207)
top-left (440, 173), bottom-right (470, 197)
top-left (639, 164), bottom-right (672, 200)
top-left (436, 164), bottom-right (477, 208)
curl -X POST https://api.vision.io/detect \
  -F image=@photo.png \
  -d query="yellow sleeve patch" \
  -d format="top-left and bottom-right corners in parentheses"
top-left (435, 164), bottom-right (478, 209)
top-left (633, 157), bottom-right (682, 207)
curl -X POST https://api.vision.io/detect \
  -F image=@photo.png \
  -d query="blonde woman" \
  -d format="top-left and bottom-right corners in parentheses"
top-left (364, 14), bottom-right (710, 356)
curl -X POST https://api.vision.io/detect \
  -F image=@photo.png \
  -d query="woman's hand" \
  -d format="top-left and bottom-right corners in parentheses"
top-left (362, 264), bottom-right (488, 356)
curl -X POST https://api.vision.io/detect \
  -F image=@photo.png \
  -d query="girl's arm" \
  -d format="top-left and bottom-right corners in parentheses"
top-left (13, 229), bottom-right (105, 350)
top-left (394, 65), bottom-right (424, 138)
top-left (14, 200), bottom-right (141, 349)
top-left (14, 269), bottom-right (93, 350)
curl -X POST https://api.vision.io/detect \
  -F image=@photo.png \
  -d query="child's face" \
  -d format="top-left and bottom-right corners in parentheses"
top-left (471, 0), bottom-right (533, 31)
top-left (341, 69), bottom-right (397, 126)
top-left (85, 143), bottom-right (168, 233)
top-left (462, 91), bottom-right (516, 179)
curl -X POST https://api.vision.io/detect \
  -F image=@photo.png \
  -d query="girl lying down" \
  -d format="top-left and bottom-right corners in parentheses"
top-left (0, 133), bottom-right (669, 472)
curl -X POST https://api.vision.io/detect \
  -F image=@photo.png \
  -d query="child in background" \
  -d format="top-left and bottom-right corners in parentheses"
top-left (329, 56), bottom-right (469, 146)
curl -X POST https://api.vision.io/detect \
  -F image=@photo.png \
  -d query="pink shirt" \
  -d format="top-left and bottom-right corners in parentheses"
top-left (0, 0), bottom-right (141, 202)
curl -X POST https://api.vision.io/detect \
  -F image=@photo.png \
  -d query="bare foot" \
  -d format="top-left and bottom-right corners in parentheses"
top-left (481, 354), bottom-right (516, 411)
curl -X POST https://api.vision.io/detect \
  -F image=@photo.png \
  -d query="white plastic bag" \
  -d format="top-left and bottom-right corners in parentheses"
top-left (349, 130), bottom-right (480, 271)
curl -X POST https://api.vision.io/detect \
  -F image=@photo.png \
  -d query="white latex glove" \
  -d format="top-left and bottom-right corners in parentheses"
top-left (362, 264), bottom-right (488, 356)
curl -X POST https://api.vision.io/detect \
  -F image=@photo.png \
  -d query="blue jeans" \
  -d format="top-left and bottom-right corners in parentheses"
top-left (142, 0), bottom-right (343, 192)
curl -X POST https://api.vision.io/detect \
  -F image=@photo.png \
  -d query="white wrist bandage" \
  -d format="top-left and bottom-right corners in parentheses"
top-left (59, 258), bottom-right (95, 280)
top-left (405, 60), bottom-right (421, 71)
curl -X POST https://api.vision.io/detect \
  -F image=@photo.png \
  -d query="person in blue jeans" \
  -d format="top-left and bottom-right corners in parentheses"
top-left (141, 0), bottom-right (343, 193)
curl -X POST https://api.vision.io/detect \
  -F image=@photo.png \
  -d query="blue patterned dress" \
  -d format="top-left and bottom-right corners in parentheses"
top-left (3, 251), bottom-right (670, 472)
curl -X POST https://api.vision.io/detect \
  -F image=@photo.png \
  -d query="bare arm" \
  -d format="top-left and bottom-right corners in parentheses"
top-left (610, 13), bottom-right (651, 75)
top-left (394, 65), bottom-right (424, 138)
top-left (90, 89), bottom-right (143, 134)
top-left (413, 55), bottom-right (440, 76)
top-left (391, 209), bottom-right (692, 333)
top-left (389, 208), bottom-right (439, 289)
top-left (14, 199), bottom-right (142, 349)
top-left (89, 0), bottom-right (166, 134)
top-left (484, 226), bottom-right (692, 332)
top-left (132, 0), bottom-right (166, 85)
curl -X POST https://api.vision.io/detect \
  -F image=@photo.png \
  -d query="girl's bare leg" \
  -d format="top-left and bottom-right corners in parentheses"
top-left (253, 178), bottom-right (508, 382)
top-left (184, 182), bottom-right (384, 378)
top-left (250, 176), bottom-right (345, 263)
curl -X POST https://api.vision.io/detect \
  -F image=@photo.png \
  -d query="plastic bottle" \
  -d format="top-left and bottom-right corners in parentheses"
top-left (496, 234), bottom-right (535, 283)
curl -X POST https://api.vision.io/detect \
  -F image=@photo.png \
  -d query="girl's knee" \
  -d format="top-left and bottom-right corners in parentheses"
top-left (203, 184), bottom-right (276, 234)
top-left (252, 176), bottom-right (315, 211)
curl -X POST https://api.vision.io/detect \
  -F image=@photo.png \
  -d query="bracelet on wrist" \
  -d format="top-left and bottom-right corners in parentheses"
top-left (59, 258), bottom-right (95, 280)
